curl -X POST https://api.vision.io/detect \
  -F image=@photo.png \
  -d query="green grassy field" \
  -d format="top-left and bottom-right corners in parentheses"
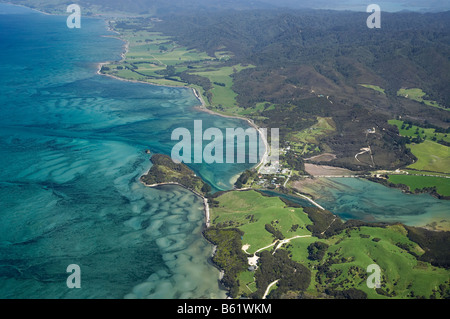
top-left (287, 117), bottom-right (335, 155)
top-left (100, 28), bottom-right (215, 86)
top-left (192, 64), bottom-right (255, 110)
top-left (397, 88), bottom-right (447, 110)
top-left (403, 169), bottom-right (450, 177)
top-left (407, 140), bottom-right (450, 174)
top-left (288, 224), bottom-right (450, 299)
top-left (320, 226), bottom-right (448, 299)
top-left (385, 120), bottom-right (449, 196)
top-left (238, 270), bottom-right (257, 296)
top-left (210, 190), bottom-right (312, 254)
top-left (388, 119), bottom-right (449, 172)
top-left (360, 84), bottom-right (385, 94)
top-left (388, 119), bottom-right (450, 144)
top-left (100, 24), bottom-right (255, 114)
top-left (388, 175), bottom-right (450, 196)
top-left (210, 190), bottom-right (450, 299)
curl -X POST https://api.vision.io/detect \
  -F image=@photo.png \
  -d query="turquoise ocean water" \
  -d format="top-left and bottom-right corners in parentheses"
top-left (0, 4), bottom-right (256, 298)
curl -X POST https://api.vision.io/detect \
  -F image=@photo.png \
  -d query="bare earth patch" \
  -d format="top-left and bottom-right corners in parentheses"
top-left (305, 153), bottom-right (337, 162)
top-left (304, 163), bottom-right (357, 176)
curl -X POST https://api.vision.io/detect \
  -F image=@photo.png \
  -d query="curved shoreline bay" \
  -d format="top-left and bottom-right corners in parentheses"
top-left (0, 4), bottom-right (245, 299)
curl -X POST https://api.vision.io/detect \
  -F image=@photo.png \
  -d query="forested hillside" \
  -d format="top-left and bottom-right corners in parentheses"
top-left (7, 0), bottom-right (449, 171)
top-left (0, 0), bottom-right (275, 15)
top-left (150, 10), bottom-right (450, 170)
top-left (154, 10), bottom-right (450, 108)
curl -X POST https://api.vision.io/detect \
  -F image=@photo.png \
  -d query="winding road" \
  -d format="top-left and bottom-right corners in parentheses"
top-left (263, 280), bottom-right (279, 299)
top-left (243, 234), bottom-right (312, 266)
top-left (243, 234), bottom-right (311, 299)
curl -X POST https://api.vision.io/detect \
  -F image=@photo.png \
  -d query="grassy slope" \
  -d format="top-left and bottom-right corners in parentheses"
top-left (287, 117), bottom-right (336, 155)
top-left (408, 140), bottom-right (450, 174)
top-left (210, 190), bottom-right (312, 254)
top-left (192, 64), bottom-right (255, 112)
top-left (211, 190), bottom-right (450, 299)
top-left (388, 120), bottom-right (450, 144)
top-left (321, 226), bottom-right (448, 299)
top-left (397, 88), bottom-right (447, 110)
top-left (388, 175), bottom-right (450, 197)
top-left (359, 84), bottom-right (385, 95)
top-left (386, 120), bottom-right (450, 196)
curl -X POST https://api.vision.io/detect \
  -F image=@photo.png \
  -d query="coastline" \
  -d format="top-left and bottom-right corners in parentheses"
top-left (93, 16), bottom-right (264, 239)
top-left (2, 2), bottom-right (56, 15)
top-left (95, 18), bottom-right (449, 235)
top-left (94, 18), bottom-right (231, 292)
top-left (7, 0), bottom-right (220, 254)
top-left (1, 4), bottom-right (231, 298)
top-left (293, 192), bottom-right (326, 210)
top-left (11, 2), bottom-right (446, 231)
top-left (95, 27), bottom-right (269, 189)
top-left (192, 96), bottom-right (269, 185)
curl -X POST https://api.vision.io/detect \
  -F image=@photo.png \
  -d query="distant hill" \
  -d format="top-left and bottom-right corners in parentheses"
top-left (0, 0), bottom-right (275, 15)
top-left (258, 0), bottom-right (450, 12)
top-left (149, 9), bottom-right (450, 170)
top-left (6, 0), bottom-right (449, 171)
top-left (3, 0), bottom-right (449, 15)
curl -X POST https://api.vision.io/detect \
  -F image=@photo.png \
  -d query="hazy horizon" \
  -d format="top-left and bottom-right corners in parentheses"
top-left (261, 0), bottom-right (450, 12)
top-left (1, 0), bottom-right (450, 14)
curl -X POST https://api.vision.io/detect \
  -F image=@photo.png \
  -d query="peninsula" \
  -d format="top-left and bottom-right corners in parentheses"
top-left (140, 153), bottom-right (213, 197)
top-left (140, 153), bottom-right (212, 226)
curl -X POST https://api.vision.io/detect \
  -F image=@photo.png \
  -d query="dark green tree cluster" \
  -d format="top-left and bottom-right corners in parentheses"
top-left (405, 226), bottom-right (450, 268)
top-left (281, 151), bottom-right (306, 172)
top-left (203, 227), bottom-right (248, 298)
top-left (303, 207), bottom-right (390, 238)
top-left (307, 242), bottom-right (329, 261)
top-left (234, 169), bottom-right (256, 189)
top-left (303, 207), bottom-right (341, 238)
top-left (324, 288), bottom-right (367, 299)
top-left (152, 9), bottom-right (450, 170)
top-left (251, 250), bottom-right (311, 299)
top-left (264, 223), bottom-right (284, 240)
top-left (179, 71), bottom-right (213, 95)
